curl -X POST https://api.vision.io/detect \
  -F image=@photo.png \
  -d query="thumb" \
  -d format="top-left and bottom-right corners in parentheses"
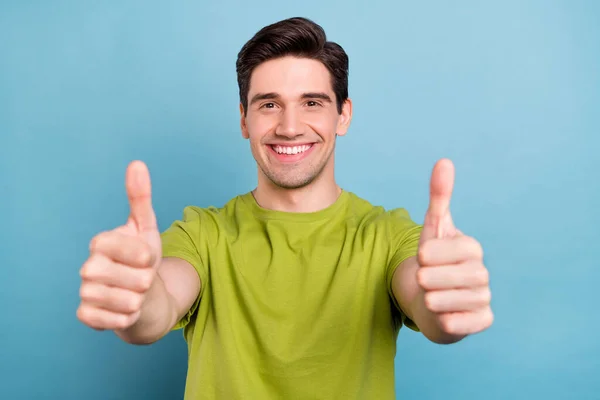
top-left (421, 158), bottom-right (455, 241)
top-left (125, 160), bottom-right (158, 234)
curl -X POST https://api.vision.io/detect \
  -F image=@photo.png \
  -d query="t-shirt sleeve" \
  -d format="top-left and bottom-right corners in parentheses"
top-left (384, 208), bottom-right (423, 331)
top-left (160, 206), bottom-right (209, 331)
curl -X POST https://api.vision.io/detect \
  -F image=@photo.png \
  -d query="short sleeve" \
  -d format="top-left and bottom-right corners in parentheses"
top-left (384, 208), bottom-right (423, 331)
top-left (160, 206), bottom-right (209, 330)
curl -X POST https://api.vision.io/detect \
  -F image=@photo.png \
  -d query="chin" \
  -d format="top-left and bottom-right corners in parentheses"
top-left (271, 176), bottom-right (315, 190)
top-left (264, 170), bottom-right (318, 190)
top-left (257, 152), bottom-right (332, 190)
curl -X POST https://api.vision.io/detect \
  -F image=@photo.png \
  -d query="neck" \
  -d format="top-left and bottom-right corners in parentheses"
top-left (252, 169), bottom-right (341, 213)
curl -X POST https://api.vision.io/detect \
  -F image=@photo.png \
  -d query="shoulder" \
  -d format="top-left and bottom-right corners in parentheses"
top-left (345, 191), bottom-right (419, 229)
top-left (163, 194), bottom-right (249, 236)
top-left (180, 193), bottom-right (246, 221)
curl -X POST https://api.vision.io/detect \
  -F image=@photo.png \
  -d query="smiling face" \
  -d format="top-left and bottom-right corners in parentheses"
top-left (240, 56), bottom-right (352, 190)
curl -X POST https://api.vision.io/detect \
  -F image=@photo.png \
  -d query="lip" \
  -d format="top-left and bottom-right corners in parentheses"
top-left (267, 143), bottom-right (316, 164)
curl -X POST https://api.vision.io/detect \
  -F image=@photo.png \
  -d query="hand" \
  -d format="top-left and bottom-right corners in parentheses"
top-left (416, 159), bottom-right (493, 337)
top-left (77, 161), bottom-right (162, 331)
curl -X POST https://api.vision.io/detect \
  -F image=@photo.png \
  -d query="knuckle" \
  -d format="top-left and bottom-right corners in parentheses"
top-left (482, 288), bottom-right (492, 304)
top-left (90, 231), bottom-right (109, 252)
top-left (77, 305), bottom-right (98, 327)
top-left (476, 287), bottom-right (491, 306)
top-left (79, 283), bottom-right (93, 300)
top-left (121, 238), bottom-right (152, 268)
top-left (114, 314), bottom-right (128, 329)
top-left (127, 294), bottom-right (144, 313)
top-left (118, 313), bottom-right (135, 329)
top-left (461, 236), bottom-right (479, 257)
top-left (469, 238), bottom-right (484, 259)
top-left (79, 262), bottom-right (91, 280)
top-left (137, 272), bottom-right (154, 291)
top-left (417, 245), bottom-right (429, 265)
top-left (76, 305), bottom-right (87, 322)
top-left (439, 315), bottom-right (454, 334)
top-left (88, 236), bottom-right (98, 252)
top-left (476, 267), bottom-right (490, 285)
top-left (423, 292), bottom-right (436, 311)
top-left (416, 268), bottom-right (428, 288)
top-left (128, 312), bottom-right (141, 327)
top-left (486, 309), bottom-right (495, 327)
top-left (80, 256), bottom-right (100, 280)
top-left (136, 246), bottom-right (152, 268)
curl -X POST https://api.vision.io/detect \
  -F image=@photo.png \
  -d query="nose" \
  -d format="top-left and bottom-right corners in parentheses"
top-left (275, 108), bottom-right (303, 138)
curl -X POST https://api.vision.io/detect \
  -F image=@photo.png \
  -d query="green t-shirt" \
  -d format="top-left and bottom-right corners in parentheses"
top-left (160, 190), bottom-right (423, 399)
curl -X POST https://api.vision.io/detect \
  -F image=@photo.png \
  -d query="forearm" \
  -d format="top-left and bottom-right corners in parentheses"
top-left (114, 274), bottom-right (178, 345)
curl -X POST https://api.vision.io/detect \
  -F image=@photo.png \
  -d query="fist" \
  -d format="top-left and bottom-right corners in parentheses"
top-left (416, 159), bottom-right (493, 336)
top-left (77, 161), bottom-right (162, 331)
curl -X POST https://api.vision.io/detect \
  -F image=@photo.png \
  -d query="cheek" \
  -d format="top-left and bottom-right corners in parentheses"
top-left (306, 112), bottom-right (339, 136)
top-left (247, 116), bottom-right (277, 139)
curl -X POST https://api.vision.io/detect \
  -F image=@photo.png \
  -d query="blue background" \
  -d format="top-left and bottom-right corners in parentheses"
top-left (1, 1), bottom-right (598, 399)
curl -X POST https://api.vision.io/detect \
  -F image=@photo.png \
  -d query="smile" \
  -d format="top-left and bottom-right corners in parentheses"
top-left (267, 143), bottom-right (316, 163)
top-left (270, 144), bottom-right (313, 155)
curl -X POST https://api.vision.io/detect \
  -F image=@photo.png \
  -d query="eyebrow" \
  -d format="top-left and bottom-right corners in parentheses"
top-left (249, 92), bottom-right (333, 105)
top-left (302, 92), bottom-right (333, 102)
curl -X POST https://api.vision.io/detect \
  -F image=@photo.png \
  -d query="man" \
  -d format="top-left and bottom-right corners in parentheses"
top-left (77, 17), bottom-right (493, 399)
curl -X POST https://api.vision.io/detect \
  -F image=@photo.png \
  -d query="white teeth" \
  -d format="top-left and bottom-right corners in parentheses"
top-left (273, 144), bottom-right (312, 155)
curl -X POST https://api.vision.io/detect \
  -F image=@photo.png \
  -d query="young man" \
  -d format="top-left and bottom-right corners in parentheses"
top-left (77, 17), bottom-right (493, 399)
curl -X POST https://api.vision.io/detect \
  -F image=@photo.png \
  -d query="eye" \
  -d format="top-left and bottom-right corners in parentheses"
top-left (261, 102), bottom-right (276, 109)
top-left (306, 100), bottom-right (321, 107)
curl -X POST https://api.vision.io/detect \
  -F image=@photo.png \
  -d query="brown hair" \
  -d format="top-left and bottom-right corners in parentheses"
top-left (236, 17), bottom-right (349, 115)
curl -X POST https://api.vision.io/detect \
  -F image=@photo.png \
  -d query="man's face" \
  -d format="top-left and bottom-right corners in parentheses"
top-left (240, 56), bottom-right (352, 189)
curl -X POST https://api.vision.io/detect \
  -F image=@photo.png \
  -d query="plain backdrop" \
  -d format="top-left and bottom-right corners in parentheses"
top-left (1, 1), bottom-right (598, 399)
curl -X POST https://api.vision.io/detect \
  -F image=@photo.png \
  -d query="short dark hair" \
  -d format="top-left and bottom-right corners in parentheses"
top-left (236, 17), bottom-right (349, 115)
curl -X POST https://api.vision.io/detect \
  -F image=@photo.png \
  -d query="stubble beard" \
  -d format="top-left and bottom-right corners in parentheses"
top-left (259, 146), bottom-right (334, 190)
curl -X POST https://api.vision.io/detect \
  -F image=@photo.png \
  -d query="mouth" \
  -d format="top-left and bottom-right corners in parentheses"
top-left (267, 143), bottom-right (316, 163)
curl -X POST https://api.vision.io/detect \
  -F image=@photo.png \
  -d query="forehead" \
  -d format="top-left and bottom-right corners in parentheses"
top-left (248, 56), bottom-right (334, 96)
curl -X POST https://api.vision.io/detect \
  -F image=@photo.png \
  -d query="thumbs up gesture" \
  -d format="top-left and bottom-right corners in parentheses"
top-left (416, 159), bottom-right (493, 337)
top-left (77, 161), bottom-right (163, 331)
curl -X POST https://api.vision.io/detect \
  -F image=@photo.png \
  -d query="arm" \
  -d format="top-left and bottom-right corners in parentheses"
top-left (391, 159), bottom-right (493, 344)
top-left (115, 257), bottom-right (201, 345)
top-left (391, 256), bottom-right (465, 344)
top-left (77, 161), bottom-right (206, 344)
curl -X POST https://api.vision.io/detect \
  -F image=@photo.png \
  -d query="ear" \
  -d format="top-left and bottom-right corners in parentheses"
top-left (335, 98), bottom-right (353, 137)
top-left (240, 103), bottom-right (249, 139)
